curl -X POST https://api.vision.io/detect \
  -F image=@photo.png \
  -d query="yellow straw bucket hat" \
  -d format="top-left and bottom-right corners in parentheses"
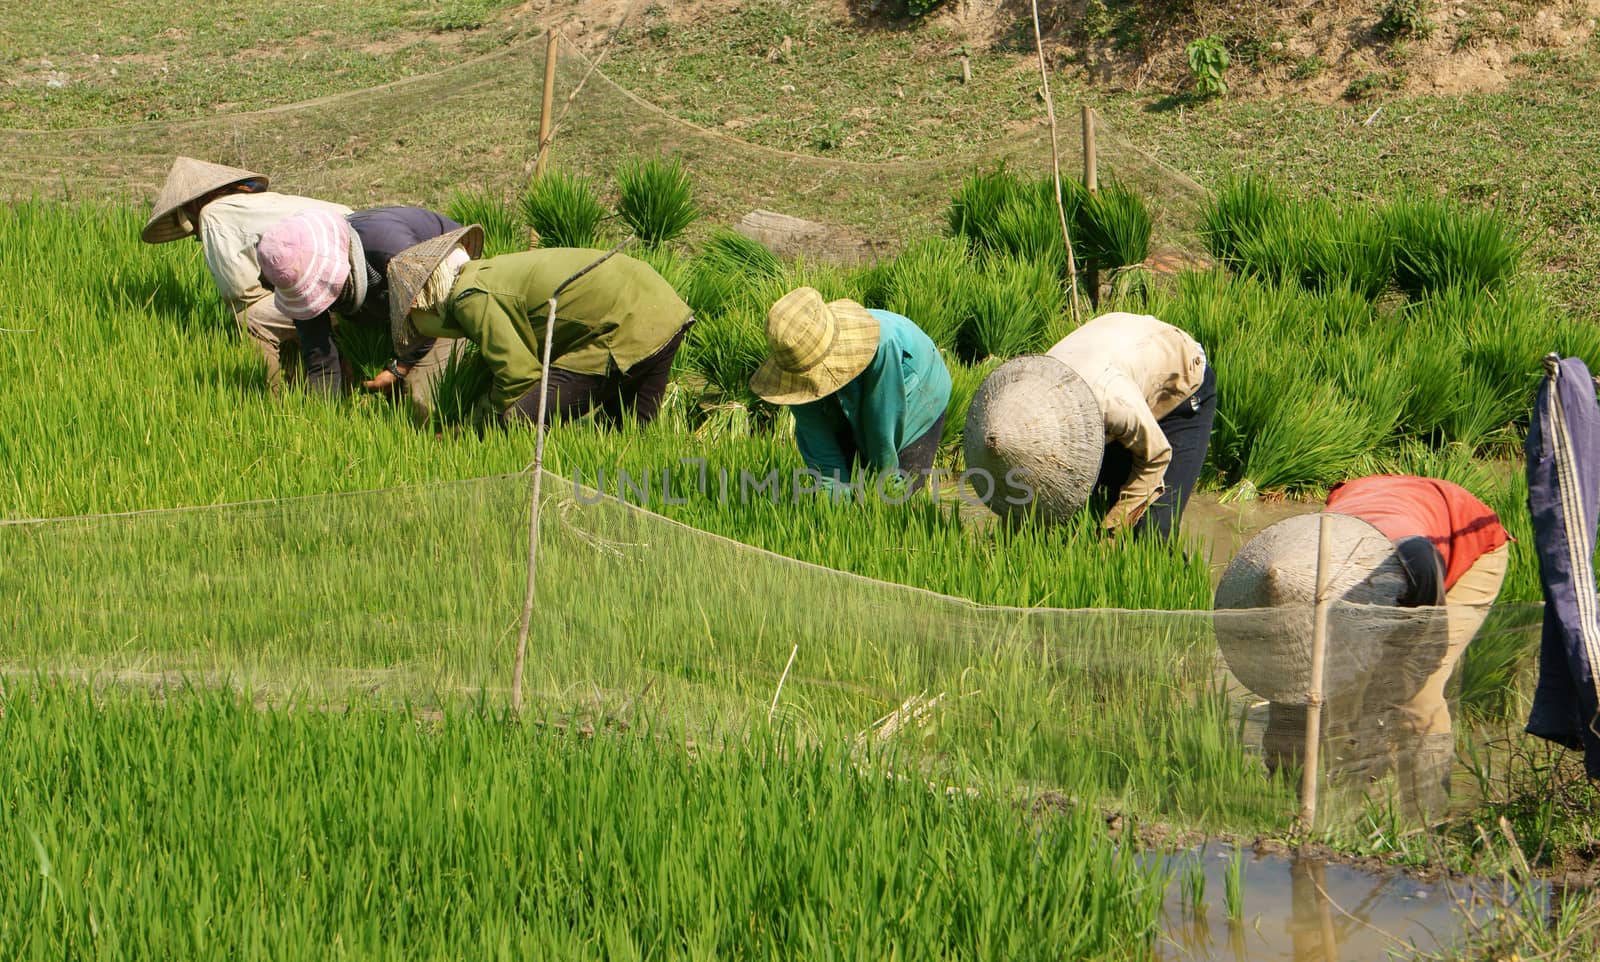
top-left (749, 287), bottom-right (880, 405)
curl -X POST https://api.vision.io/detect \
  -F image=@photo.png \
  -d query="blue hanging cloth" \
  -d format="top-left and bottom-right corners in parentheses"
top-left (1525, 353), bottom-right (1600, 777)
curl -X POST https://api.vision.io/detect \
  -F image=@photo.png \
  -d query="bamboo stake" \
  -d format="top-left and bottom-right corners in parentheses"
top-left (534, 29), bottom-right (560, 178)
top-left (1298, 510), bottom-right (1335, 830)
top-left (1028, 1), bottom-right (1081, 323)
top-left (511, 238), bottom-right (635, 715)
top-left (1082, 105), bottom-right (1099, 306)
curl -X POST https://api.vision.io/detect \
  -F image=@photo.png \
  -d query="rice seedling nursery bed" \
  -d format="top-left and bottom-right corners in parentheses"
top-left (5, 156), bottom-right (1598, 954)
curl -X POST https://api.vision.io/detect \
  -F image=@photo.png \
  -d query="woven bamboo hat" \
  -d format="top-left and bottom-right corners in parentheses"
top-left (962, 354), bottom-right (1103, 523)
top-left (141, 157), bottom-right (268, 244)
top-left (750, 287), bottom-right (881, 405)
top-left (386, 224), bottom-right (484, 355)
top-left (1213, 512), bottom-right (1442, 705)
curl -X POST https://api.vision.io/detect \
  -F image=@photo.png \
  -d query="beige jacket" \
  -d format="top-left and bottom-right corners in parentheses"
top-left (1045, 312), bottom-right (1207, 516)
top-left (197, 191), bottom-right (352, 314)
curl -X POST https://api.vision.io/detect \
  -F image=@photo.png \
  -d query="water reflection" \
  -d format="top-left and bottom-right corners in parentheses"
top-left (1152, 842), bottom-right (1543, 961)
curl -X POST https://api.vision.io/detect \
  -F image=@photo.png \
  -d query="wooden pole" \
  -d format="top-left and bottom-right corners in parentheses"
top-left (1082, 105), bottom-right (1099, 307)
top-left (1029, 1), bottom-right (1081, 323)
top-left (534, 29), bottom-right (560, 179)
top-left (1298, 510), bottom-right (1335, 830)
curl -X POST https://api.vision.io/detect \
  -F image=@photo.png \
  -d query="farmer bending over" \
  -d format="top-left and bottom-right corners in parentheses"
top-left (750, 287), bottom-right (952, 498)
top-left (140, 157), bottom-right (350, 392)
top-left (390, 231), bottom-right (693, 428)
top-left (256, 206), bottom-right (468, 423)
top-left (1045, 312), bottom-right (1215, 536)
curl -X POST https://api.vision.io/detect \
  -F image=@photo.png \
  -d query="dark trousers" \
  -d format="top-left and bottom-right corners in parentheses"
top-left (832, 412), bottom-right (947, 495)
top-left (1095, 363), bottom-right (1217, 539)
top-left (505, 323), bottom-right (689, 429)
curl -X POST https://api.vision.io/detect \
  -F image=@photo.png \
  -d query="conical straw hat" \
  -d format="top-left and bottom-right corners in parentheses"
top-left (962, 354), bottom-right (1103, 523)
top-left (387, 225), bottom-right (484, 356)
top-left (1213, 512), bottom-right (1443, 705)
top-left (750, 288), bottom-right (881, 405)
top-left (141, 157), bottom-right (268, 244)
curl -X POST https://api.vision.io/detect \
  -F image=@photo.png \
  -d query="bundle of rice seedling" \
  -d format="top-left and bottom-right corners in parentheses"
top-left (946, 166), bottom-right (1024, 249)
top-left (426, 341), bottom-right (492, 428)
top-left (882, 235), bottom-right (974, 353)
top-left (615, 155), bottom-right (700, 249)
top-left (520, 169), bottom-right (608, 249)
top-left (679, 304), bottom-right (768, 406)
top-left (1241, 383), bottom-right (1379, 491)
top-left (1383, 196), bottom-right (1525, 298)
top-left (1200, 175), bottom-right (1284, 266)
top-left (962, 252), bottom-right (1061, 362)
top-left (445, 188), bottom-right (525, 256)
top-left (988, 177), bottom-right (1080, 278)
top-left (1075, 179), bottom-right (1152, 272)
top-left (681, 229), bottom-right (783, 319)
top-left (940, 356), bottom-right (1001, 455)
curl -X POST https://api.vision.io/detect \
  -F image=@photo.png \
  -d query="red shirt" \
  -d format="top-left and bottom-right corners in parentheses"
top-left (1325, 475), bottom-right (1509, 590)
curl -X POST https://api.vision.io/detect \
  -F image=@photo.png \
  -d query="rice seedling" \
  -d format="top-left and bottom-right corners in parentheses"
top-left (426, 340), bottom-right (493, 428)
top-left (1075, 178), bottom-right (1153, 272)
top-left (1222, 847), bottom-right (1246, 922)
top-left (0, 685), bottom-right (1170, 960)
top-left (520, 168), bottom-right (609, 249)
top-left (1240, 383), bottom-right (1378, 491)
top-left (1200, 175), bottom-right (1284, 267)
top-left (614, 154), bottom-right (700, 249)
top-left (680, 228), bottom-right (783, 319)
top-left (445, 186), bottom-right (526, 256)
top-left (678, 303), bottom-right (768, 406)
top-left (1180, 856), bottom-right (1208, 918)
top-left (962, 251), bottom-right (1061, 362)
top-left (946, 165), bottom-right (1023, 250)
top-left (941, 356), bottom-right (1000, 456)
top-left (988, 178), bottom-right (1077, 277)
top-left (882, 235), bottom-right (974, 352)
top-left (1384, 196), bottom-right (1525, 299)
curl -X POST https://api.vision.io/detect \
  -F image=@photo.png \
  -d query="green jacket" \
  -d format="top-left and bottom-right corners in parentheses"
top-left (417, 249), bottom-right (692, 411)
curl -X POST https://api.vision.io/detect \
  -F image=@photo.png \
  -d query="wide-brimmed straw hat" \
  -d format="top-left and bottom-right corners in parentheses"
top-left (256, 210), bottom-right (362, 321)
top-left (387, 224), bottom-right (484, 355)
top-left (749, 288), bottom-right (881, 405)
top-left (141, 156), bottom-right (268, 244)
top-left (1213, 513), bottom-right (1446, 705)
top-left (962, 355), bottom-right (1103, 523)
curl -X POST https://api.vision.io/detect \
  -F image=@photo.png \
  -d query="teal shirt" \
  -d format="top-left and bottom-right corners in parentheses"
top-left (791, 310), bottom-right (952, 493)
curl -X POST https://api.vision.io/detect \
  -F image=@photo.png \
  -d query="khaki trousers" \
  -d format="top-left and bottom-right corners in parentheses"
top-left (236, 296), bottom-right (301, 393)
top-left (1395, 542), bottom-right (1510, 737)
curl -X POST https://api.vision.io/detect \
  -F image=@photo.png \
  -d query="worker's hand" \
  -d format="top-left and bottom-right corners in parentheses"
top-left (1102, 501), bottom-right (1144, 536)
top-left (361, 363), bottom-right (409, 396)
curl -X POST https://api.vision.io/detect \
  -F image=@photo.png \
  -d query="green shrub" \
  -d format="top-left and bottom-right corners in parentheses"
top-left (520, 170), bottom-right (608, 249)
top-left (1075, 179), bottom-right (1152, 271)
top-left (1377, 0), bottom-right (1435, 40)
top-left (1185, 36), bottom-right (1230, 97)
top-left (883, 235), bottom-right (974, 353)
top-left (1384, 197), bottom-right (1524, 299)
top-left (445, 188), bottom-right (525, 257)
top-left (615, 155), bottom-right (700, 249)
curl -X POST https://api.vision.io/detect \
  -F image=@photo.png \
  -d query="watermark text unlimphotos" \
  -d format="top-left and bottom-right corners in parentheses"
top-left (571, 459), bottom-right (1037, 507)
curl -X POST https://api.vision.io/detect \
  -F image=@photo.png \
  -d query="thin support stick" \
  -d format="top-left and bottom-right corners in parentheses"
top-left (1082, 104), bottom-right (1099, 306)
top-left (769, 645), bottom-right (799, 723)
top-left (534, 29), bottom-right (560, 178)
top-left (1299, 510), bottom-right (1335, 830)
top-left (511, 238), bottom-right (636, 715)
top-left (1030, 0), bottom-right (1081, 324)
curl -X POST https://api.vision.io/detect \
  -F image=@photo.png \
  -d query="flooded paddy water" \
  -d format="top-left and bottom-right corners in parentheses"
top-left (1150, 841), bottom-right (1542, 961)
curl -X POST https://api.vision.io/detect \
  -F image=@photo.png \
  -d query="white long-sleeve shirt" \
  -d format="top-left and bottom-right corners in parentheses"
top-left (1045, 312), bottom-right (1207, 512)
top-left (198, 191), bottom-right (351, 313)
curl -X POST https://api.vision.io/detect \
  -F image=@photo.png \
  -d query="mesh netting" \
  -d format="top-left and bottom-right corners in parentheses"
top-left (0, 34), bottom-right (1208, 253)
top-left (0, 471), bottom-right (1546, 834)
